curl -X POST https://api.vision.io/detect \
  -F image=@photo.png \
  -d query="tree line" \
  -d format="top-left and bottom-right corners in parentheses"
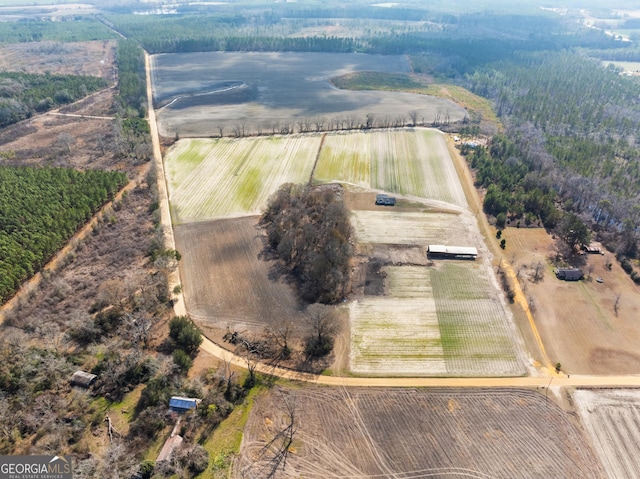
top-left (461, 49), bottom-right (640, 259)
top-left (0, 166), bottom-right (127, 303)
top-left (0, 71), bottom-right (107, 128)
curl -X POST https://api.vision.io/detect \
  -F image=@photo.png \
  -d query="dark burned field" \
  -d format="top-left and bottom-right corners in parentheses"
top-left (151, 51), bottom-right (467, 137)
top-left (238, 387), bottom-right (605, 479)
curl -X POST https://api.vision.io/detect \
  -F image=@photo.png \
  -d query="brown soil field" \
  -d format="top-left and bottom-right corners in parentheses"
top-left (500, 227), bottom-right (640, 374)
top-left (0, 40), bottom-right (116, 79)
top-left (173, 217), bottom-right (314, 338)
top-left (237, 386), bottom-right (606, 479)
top-left (574, 389), bottom-right (640, 479)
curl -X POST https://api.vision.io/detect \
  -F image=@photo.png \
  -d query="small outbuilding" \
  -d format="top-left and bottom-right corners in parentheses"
top-left (169, 396), bottom-right (201, 413)
top-left (556, 268), bottom-right (583, 281)
top-left (70, 370), bottom-right (97, 388)
top-left (375, 194), bottom-right (396, 206)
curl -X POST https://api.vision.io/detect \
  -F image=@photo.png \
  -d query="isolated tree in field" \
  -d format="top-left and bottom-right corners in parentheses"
top-left (260, 183), bottom-right (353, 304)
top-left (304, 304), bottom-right (337, 359)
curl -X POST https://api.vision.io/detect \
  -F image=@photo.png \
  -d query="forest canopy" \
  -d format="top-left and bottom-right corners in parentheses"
top-left (260, 183), bottom-right (353, 304)
top-left (0, 166), bottom-right (128, 304)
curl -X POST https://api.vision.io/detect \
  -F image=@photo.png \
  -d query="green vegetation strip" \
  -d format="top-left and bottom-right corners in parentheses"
top-left (196, 385), bottom-right (264, 478)
top-left (0, 166), bottom-right (128, 304)
top-left (0, 19), bottom-right (117, 43)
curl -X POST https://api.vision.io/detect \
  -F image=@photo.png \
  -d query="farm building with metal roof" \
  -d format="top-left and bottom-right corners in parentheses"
top-left (556, 268), bottom-right (583, 281)
top-left (169, 396), bottom-right (201, 413)
top-left (427, 245), bottom-right (478, 260)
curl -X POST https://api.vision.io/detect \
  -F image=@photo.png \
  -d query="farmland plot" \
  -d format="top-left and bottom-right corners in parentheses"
top-left (173, 217), bottom-right (308, 333)
top-left (351, 209), bottom-right (474, 245)
top-left (574, 389), bottom-right (640, 479)
top-left (315, 129), bottom-right (467, 207)
top-left (165, 136), bottom-right (319, 222)
top-left (238, 387), bottom-right (606, 479)
top-left (432, 262), bottom-right (522, 375)
top-left (151, 52), bottom-right (467, 137)
top-left (350, 263), bottom-right (522, 376)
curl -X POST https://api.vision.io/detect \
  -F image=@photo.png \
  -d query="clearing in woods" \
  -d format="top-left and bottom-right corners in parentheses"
top-left (237, 386), bottom-right (606, 479)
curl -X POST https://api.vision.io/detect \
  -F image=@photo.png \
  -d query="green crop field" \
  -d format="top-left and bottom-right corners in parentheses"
top-left (165, 136), bottom-right (320, 222)
top-left (350, 264), bottom-right (523, 376)
top-left (314, 129), bottom-right (467, 207)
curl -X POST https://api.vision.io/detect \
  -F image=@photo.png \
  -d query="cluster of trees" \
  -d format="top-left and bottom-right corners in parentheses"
top-left (115, 39), bottom-right (147, 117)
top-left (463, 49), bottom-right (640, 256)
top-left (0, 71), bottom-right (107, 127)
top-left (0, 166), bottom-right (127, 303)
top-left (260, 183), bottom-right (353, 304)
top-left (0, 18), bottom-right (116, 43)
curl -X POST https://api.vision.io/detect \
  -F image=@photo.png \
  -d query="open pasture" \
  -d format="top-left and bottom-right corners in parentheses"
top-left (574, 389), bottom-right (640, 479)
top-left (315, 129), bottom-right (467, 207)
top-left (165, 136), bottom-right (319, 222)
top-left (238, 386), bottom-right (605, 479)
top-left (151, 51), bottom-right (467, 137)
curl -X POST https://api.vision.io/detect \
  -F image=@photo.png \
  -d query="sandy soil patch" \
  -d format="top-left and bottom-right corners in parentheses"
top-left (238, 386), bottom-right (606, 479)
top-left (173, 216), bottom-right (309, 335)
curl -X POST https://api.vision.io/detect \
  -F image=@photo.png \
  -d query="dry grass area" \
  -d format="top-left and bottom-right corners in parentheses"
top-left (237, 386), bottom-right (605, 479)
top-left (500, 227), bottom-right (640, 374)
top-left (0, 40), bottom-right (116, 79)
top-left (574, 389), bottom-right (640, 479)
top-left (0, 89), bottom-right (138, 174)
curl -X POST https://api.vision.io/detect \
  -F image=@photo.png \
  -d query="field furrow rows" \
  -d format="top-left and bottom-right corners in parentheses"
top-left (166, 136), bottom-right (319, 221)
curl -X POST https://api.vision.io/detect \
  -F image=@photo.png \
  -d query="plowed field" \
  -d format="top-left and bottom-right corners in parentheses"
top-left (165, 136), bottom-right (319, 222)
top-left (575, 389), bottom-right (640, 479)
top-left (173, 216), bottom-right (308, 334)
top-left (238, 386), bottom-right (606, 479)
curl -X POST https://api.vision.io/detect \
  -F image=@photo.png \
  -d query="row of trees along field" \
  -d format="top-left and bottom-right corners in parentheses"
top-left (0, 71), bottom-right (107, 128)
top-left (462, 49), bottom-right (640, 258)
top-left (0, 167), bottom-right (127, 304)
top-left (260, 183), bottom-right (353, 304)
top-left (114, 39), bottom-right (147, 118)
